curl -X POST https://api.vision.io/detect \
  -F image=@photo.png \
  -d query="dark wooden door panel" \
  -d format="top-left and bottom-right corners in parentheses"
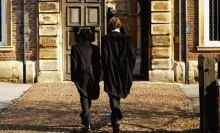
top-left (63, 0), bottom-right (103, 80)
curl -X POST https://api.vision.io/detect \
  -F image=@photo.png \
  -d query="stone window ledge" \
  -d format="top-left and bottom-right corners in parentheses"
top-left (197, 47), bottom-right (220, 52)
top-left (0, 46), bottom-right (13, 51)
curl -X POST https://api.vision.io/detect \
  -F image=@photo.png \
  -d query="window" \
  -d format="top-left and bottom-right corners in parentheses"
top-left (209, 0), bottom-right (220, 41)
top-left (0, 0), bottom-right (11, 49)
top-left (199, 0), bottom-right (220, 48)
top-left (0, 0), bottom-right (6, 45)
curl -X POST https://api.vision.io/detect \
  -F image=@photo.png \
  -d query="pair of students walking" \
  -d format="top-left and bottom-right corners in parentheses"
top-left (71, 16), bottom-right (136, 133)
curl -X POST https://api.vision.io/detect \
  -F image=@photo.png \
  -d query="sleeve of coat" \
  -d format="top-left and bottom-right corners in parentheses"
top-left (92, 46), bottom-right (101, 82)
top-left (101, 36), bottom-right (109, 69)
top-left (127, 37), bottom-right (136, 72)
top-left (71, 46), bottom-right (77, 81)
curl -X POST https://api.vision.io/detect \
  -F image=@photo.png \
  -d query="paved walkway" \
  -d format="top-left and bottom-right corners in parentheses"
top-left (0, 82), bottom-right (31, 109)
top-left (179, 83), bottom-right (200, 114)
top-left (0, 82), bottom-right (200, 132)
top-left (0, 82), bottom-right (200, 110)
top-left (179, 84), bottom-right (199, 98)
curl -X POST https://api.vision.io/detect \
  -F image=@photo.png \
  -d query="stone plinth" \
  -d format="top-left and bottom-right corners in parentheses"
top-left (173, 61), bottom-right (185, 83)
top-left (38, 71), bottom-right (62, 83)
top-left (0, 61), bottom-right (36, 83)
top-left (39, 60), bottom-right (58, 71)
top-left (149, 70), bottom-right (174, 82)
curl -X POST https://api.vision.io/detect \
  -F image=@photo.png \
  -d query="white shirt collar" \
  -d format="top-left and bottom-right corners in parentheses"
top-left (112, 28), bottom-right (120, 32)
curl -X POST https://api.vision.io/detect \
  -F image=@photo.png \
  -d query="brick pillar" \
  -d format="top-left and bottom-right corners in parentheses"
top-left (149, 0), bottom-right (174, 82)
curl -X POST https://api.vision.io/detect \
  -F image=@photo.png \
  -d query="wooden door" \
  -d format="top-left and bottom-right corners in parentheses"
top-left (62, 0), bottom-right (104, 80)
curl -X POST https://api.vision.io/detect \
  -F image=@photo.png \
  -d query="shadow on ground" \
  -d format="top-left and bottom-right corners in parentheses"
top-left (0, 101), bottom-right (200, 133)
top-left (0, 82), bottom-right (199, 132)
top-left (0, 124), bottom-right (200, 133)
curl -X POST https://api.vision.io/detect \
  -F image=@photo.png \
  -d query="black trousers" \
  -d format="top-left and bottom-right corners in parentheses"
top-left (109, 95), bottom-right (122, 126)
top-left (80, 94), bottom-right (91, 126)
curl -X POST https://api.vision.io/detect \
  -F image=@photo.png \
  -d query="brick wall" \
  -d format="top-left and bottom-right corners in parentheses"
top-left (173, 0), bottom-right (199, 61)
top-left (0, 0), bottom-right (37, 61)
top-left (173, 0), bottom-right (187, 62)
top-left (174, 0), bottom-right (220, 83)
top-left (186, 0), bottom-right (220, 60)
top-left (187, 0), bottom-right (198, 60)
top-left (24, 1), bottom-right (37, 60)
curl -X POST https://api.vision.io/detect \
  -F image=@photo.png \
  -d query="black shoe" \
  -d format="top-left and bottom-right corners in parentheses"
top-left (112, 123), bottom-right (120, 133)
top-left (82, 124), bottom-right (91, 133)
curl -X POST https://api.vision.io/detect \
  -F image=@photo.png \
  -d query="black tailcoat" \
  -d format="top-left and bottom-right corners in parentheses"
top-left (71, 43), bottom-right (101, 100)
top-left (101, 32), bottom-right (136, 98)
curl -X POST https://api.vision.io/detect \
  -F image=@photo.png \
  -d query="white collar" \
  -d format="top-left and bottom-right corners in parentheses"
top-left (112, 28), bottom-right (120, 32)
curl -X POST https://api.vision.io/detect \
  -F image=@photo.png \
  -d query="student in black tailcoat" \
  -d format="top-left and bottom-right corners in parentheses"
top-left (101, 16), bottom-right (136, 133)
top-left (71, 27), bottom-right (101, 132)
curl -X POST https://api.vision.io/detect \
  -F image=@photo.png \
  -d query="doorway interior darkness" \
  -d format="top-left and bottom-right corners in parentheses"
top-left (106, 0), bottom-right (150, 80)
top-left (134, 0), bottom-right (150, 80)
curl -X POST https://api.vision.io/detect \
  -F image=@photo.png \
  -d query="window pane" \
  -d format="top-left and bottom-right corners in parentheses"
top-left (209, 0), bottom-right (220, 41)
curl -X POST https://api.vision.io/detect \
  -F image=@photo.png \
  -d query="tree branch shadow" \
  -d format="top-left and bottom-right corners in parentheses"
top-left (0, 83), bottom-right (200, 132)
top-left (0, 124), bottom-right (81, 132)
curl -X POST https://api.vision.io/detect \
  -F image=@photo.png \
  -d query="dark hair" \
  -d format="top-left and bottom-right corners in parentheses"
top-left (73, 26), bottom-right (95, 42)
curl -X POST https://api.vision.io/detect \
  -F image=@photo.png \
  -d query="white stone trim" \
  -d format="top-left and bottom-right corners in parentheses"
top-left (203, 0), bottom-right (220, 47)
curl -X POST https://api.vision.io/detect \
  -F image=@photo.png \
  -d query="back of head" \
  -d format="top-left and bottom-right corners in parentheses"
top-left (108, 16), bottom-right (122, 30)
top-left (73, 26), bottom-right (95, 43)
top-left (78, 29), bottom-right (91, 42)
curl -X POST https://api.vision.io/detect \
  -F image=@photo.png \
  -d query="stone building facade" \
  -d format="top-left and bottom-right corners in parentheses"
top-left (0, 0), bottom-right (219, 83)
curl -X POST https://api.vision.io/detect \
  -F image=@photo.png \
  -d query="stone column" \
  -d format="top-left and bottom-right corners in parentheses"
top-left (149, 0), bottom-right (174, 82)
top-left (38, 1), bottom-right (62, 82)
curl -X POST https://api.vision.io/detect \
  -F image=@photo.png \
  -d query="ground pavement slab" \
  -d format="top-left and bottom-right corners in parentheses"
top-left (0, 82), bottom-right (31, 109)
